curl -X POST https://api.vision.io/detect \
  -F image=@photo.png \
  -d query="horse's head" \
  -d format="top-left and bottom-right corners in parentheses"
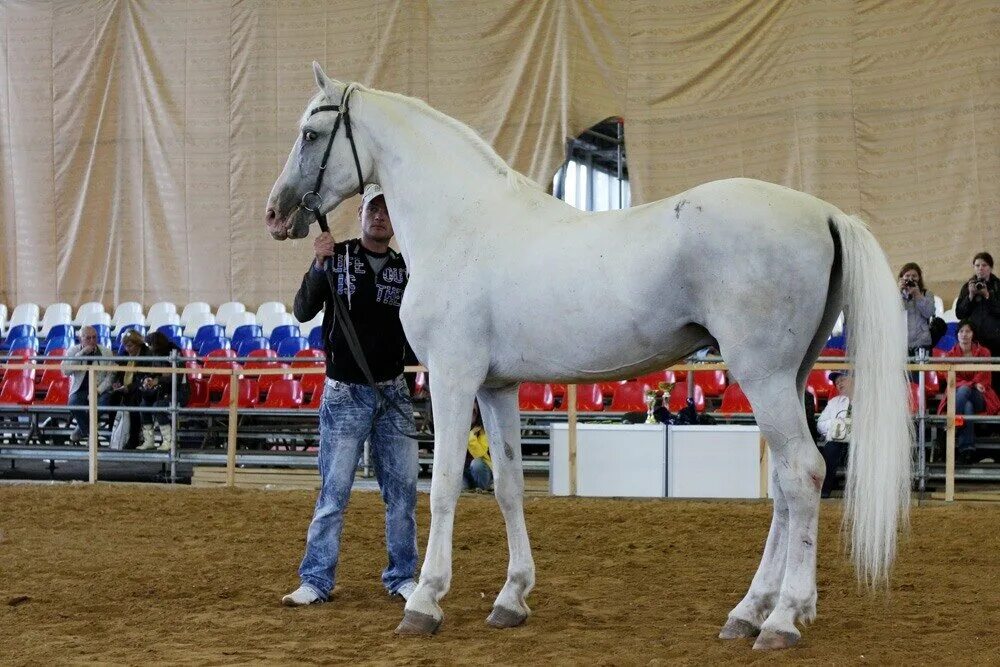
top-left (265, 62), bottom-right (373, 240)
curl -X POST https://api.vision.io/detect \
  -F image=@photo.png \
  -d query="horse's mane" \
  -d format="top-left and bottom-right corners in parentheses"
top-left (362, 86), bottom-right (541, 193)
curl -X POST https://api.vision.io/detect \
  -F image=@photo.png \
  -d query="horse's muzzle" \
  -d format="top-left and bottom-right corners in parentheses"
top-left (265, 205), bottom-right (310, 241)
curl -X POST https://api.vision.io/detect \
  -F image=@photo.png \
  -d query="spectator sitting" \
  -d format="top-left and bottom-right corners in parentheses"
top-left (464, 401), bottom-right (493, 491)
top-left (109, 330), bottom-right (153, 447)
top-left (955, 251), bottom-right (1000, 388)
top-left (137, 332), bottom-right (189, 451)
top-left (61, 325), bottom-right (114, 445)
top-left (938, 320), bottom-right (1000, 464)
top-left (816, 371), bottom-right (853, 498)
top-left (898, 262), bottom-right (936, 358)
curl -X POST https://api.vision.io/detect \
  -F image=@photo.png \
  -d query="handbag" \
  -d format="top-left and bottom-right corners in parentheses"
top-left (110, 410), bottom-right (130, 450)
top-left (828, 408), bottom-right (852, 442)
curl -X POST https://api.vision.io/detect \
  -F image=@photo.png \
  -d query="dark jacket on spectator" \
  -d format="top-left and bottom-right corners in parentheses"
top-left (956, 275), bottom-right (1000, 351)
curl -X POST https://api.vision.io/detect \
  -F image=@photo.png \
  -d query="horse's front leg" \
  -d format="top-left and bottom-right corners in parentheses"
top-left (395, 364), bottom-right (482, 635)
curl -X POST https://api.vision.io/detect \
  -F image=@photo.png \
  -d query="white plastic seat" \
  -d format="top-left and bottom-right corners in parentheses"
top-left (225, 311), bottom-right (257, 338)
top-left (830, 312), bottom-right (844, 337)
top-left (147, 302), bottom-right (178, 329)
top-left (10, 303), bottom-right (41, 331)
top-left (181, 302), bottom-right (212, 328)
top-left (148, 312), bottom-right (181, 332)
top-left (0, 304), bottom-right (8, 335)
top-left (942, 308), bottom-right (958, 323)
top-left (184, 312), bottom-right (217, 338)
top-left (298, 310), bottom-right (323, 333)
top-left (112, 302), bottom-right (145, 333)
top-left (216, 302), bottom-right (247, 329)
top-left (933, 295), bottom-right (944, 318)
top-left (73, 302), bottom-right (104, 326)
top-left (80, 311), bottom-right (112, 328)
top-left (256, 301), bottom-right (287, 323)
top-left (40, 303), bottom-right (73, 336)
top-left (260, 311), bottom-right (294, 337)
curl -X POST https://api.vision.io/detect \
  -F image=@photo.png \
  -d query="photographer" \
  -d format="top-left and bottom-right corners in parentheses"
top-left (955, 252), bottom-right (1000, 386)
top-left (898, 262), bottom-right (936, 357)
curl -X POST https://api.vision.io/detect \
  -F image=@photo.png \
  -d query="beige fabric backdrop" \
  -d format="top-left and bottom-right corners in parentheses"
top-left (0, 0), bottom-right (996, 310)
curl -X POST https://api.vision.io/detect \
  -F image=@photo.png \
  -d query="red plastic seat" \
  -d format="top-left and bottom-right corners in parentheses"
top-left (667, 381), bottom-right (705, 413)
top-left (291, 348), bottom-right (323, 379)
top-left (300, 371), bottom-right (325, 400)
top-left (807, 369), bottom-right (836, 400)
top-left (413, 371), bottom-right (427, 398)
top-left (922, 370), bottom-right (941, 396)
top-left (518, 383), bottom-right (554, 411)
top-left (260, 379), bottom-right (304, 408)
top-left (35, 356), bottom-right (68, 393)
top-left (574, 383), bottom-right (604, 412)
top-left (306, 384), bottom-right (323, 408)
top-left (597, 380), bottom-right (626, 397)
top-left (609, 381), bottom-right (650, 412)
top-left (244, 360), bottom-right (291, 396)
top-left (2, 350), bottom-right (33, 383)
top-left (692, 370), bottom-right (726, 397)
top-left (931, 347), bottom-right (947, 358)
top-left (805, 385), bottom-right (818, 412)
top-left (204, 358), bottom-right (242, 396)
top-left (550, 383), bottom-right (567, 401)
top-left (186, 378), bottom-right (210, 407)
top-left (0, 376), bottom-right (34, 405)
top-left (719, 383), bottom-right (753, 414)
top-left (819, 347), bottom-right (846, 357)
top-left (909, 382), bottom-right (921, 414)
top-left (636, 370), bottom-right (675, 389)
top-left (40, 377), bottom-right (70, 405)
top-left (211, 378), bottom-right (259, 408)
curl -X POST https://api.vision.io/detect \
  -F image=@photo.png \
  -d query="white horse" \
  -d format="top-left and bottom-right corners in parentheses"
top-left (266, 63), bottom-right (912, 650)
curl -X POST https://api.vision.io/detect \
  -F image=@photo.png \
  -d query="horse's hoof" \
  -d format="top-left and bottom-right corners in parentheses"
top-left (394, 609), bottom-right (442, 635)
top-left (718, 617), bottom-right (760, 639)
top-left (752, 629), bottom-right (799, 650)
top-left (486, 605), bottom-right (528, 629)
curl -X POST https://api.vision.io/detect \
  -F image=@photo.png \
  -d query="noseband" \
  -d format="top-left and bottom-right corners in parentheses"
top-left (300, 84), bottom-right (365, 235)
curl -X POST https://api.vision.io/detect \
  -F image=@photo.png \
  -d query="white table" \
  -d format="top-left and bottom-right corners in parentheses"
top-left (667, 425), bottom-right (769, 498)
top-left (550, 423), bottom-right (667, 497)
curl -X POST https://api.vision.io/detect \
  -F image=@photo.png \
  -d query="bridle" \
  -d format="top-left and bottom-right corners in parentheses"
top-left (296, 83), bottom-right (420, 438)
top-left (299, 84), bottom-right (366, 235)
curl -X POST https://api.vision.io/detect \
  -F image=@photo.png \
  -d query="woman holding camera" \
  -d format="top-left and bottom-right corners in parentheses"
top-left (898, 262), bottom-right (936, 358)
top-left (956, 252), bottom-right (1000, 387)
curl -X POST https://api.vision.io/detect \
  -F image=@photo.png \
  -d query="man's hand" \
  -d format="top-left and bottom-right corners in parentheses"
top-left (314, 232), bottom-right (335, 269)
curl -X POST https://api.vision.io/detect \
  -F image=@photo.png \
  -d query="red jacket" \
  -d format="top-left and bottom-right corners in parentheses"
top-left (938, 342), bottom-right (1000, 415)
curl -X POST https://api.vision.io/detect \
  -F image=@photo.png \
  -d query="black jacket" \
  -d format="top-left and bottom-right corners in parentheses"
top-left (294, 238), bottom-right (409, 384)
top-left (955, 274), bottom-right (1000, 350)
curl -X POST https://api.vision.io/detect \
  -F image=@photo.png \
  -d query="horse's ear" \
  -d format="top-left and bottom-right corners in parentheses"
top-left (312, 61), bottom-right (344, 99)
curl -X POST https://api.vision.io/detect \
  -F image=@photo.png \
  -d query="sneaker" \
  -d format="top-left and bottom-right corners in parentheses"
top-left (281, 585), bottom-right (323, 607)
top-left (394, 580), bottom-right (417, 601)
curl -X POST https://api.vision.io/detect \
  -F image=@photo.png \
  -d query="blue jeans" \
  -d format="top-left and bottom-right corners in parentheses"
top-left (464, 458), bottom-right (493, 490)
top-left (955, 385), bottom-right (985, 451)
top-left (68, 388), bottom-right (115, 434)
top-left (298, 376), bottom-right (418, 599)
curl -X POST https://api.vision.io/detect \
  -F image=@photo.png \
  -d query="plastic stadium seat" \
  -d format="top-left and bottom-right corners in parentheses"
top-left (10, 303), bottom-right (41, 329)
top-left (203, 352), bottom-right (241, 397)
top-left (232, 323), bottom-right (263, 346)
top-left (597, 380), bottom-right (626, 397)
top-left (236, 337), bottom-right (270, 357)
top-left (157, 324), bottom-right (183, 340)
top-left (0, 304), bottom-right (7, 334)
top-left (148, 310), bottom-right (180, 333)
top-left (292, 349), bottom-right (324, 380)
top-left (35, 356), bottom-right (67, 391)
top-left (225, 311), bottom-right (257, 338)
top-left (186, 378), bottom-right (210, 407)
top-left (668, 382), bottom-right (705, 413)
top-left (935, 334), bottom-right (956, 352)
top-left (244, 358), bottom-right (291, 395)
top-left (4, 324), bottom-right (36, 347)
top-left (298, 311), bottom-right (324, 336)
top-left (46, 324), bottom-right (75, 341)
top-left (519, 383), bottom-right (554, 411)
top-left (44, 346), bottom-right (67, 360)
top-left (8, 336), bottom-right (39, 353)
top-left (1, 350), bottom-right (33, 383)
top-left (174, 336), bottom-right (194, 350)
top-left (256, 301), bottom-right (287, 323)
top-left (609, 382), bottom-right (650, 412)
top-left (807, 369), bottom-right (836, 400)
top-left (80, 310), bottom-right (111, 329)
top-left (216, 302), bottom-right (247, 330)
top-left (44, 338), bottom-right (72, 355)
top-left (40, 303), bottom-right (72, 337)
top-left (412, 371), bottom-right (427, 398)
top-left (259, 379), bottom-right (304, 408)
top-left (261, 311), bottom-right (294, 338)
top-left (112, 302), bottom-right (145, 333)
top-left (194, 324), bottom-right (225, 347)
top-left (825, 334), bottom-right (846, 350)
top-left (945, 321), bottom-right (958, 337)
top-left (181, 302), bottom-right (212, 328)
top-left (0, 375), bottom-right (34, 405)
top-left (819, 347), bottom-right (845, 357)
top-left (719, 383), bottom-right (753, 414)
top-left (248, 348), bottom-right (277, 360)
top-left (574, 383), bottom-right (604, 411)
top-left (269, 324), bottom-right (301, 348)
top-left (185, 312), bottom-right (216, 339)
top-left (40, 377), bottom-right (71, 405)
top-left (636, 370), bottom-right (676, 388)
top-left (931, 347), bottom-right (947, 358)
top-left (923, 371), bottom-right (941, 396)
top-left (73, 302), bottom-right (104, 325)
top-left (211, 378), bottom-right (259, 408)
top-left (198, 337), bottom-right (231, 356)
top-left (689, 370), bottom-right (725, 397)
top-left (309, 325), bottom-right (325, 350)
top-left (908, 382), bottom-right (921, 414)
top-left (276, 336), bottom-right (309, 358)
top-left (805, 385), bottom-right (819, 412)
top-left (306, 384), bottom-right (324, 408)
top-left (114, 324), bottom-right (148, 352)
top-left (301, 371), bottom-right (325, 400)
top-left (88, 323), bottom-right (111, 341)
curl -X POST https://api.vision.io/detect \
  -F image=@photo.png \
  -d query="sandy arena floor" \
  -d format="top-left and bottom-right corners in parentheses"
top-left (1, 485), bottom-right (998, 665)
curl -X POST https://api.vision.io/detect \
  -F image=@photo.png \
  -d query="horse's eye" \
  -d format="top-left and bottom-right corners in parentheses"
top-left (303, 130), bottom-right (318, 142)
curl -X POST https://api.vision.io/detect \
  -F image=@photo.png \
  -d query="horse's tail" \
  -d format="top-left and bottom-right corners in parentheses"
top-left (828, 213), bottom-right (912, 586)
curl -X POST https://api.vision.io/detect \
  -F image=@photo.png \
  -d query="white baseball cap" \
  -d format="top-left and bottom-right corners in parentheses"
top-left (361, 183), bottom-right (385, 210)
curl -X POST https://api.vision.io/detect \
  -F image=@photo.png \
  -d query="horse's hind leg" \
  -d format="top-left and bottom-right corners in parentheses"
top-left (720, 467), bottom-right (790, 639)
top-left (477, 385), bottom-right (535, 627)
top-left (734, 374), bottom-right (824, 650)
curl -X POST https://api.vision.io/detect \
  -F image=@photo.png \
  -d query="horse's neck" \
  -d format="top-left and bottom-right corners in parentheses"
top-left (356, 93), bottom-right (539, 269)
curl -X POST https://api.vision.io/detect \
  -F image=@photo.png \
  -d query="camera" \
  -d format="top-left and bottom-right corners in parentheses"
top-left (974, 278), bottom-right (987, 291)
top-left (902, 278), bottom-right (917, 289)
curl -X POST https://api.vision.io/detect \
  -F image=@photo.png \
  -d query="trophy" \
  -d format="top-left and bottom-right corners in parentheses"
top-left (644, 381), bottom-right (676, 424)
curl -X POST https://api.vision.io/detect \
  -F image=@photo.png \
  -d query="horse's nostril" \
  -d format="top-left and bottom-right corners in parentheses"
top-left (265, 208), bottom-right (276, 222)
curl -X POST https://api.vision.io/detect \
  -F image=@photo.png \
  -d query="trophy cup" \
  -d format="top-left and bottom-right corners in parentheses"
top-left (644, 381), bottom-right (676, 423)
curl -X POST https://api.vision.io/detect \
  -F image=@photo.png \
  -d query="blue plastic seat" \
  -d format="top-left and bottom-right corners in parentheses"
top-left (935, 334), bottom-right (957, 351)
top-left (269, 324), bottom-right (301, 348)
top-left (945, 321), bottom-right (958, 337)
top-left (115, 324), bottom-right (148, 350)
top-left (44, 337), bottom-right (73, 354)
top-left (4, 324), bottom-right (36, 347)
top-left (195, 324), bottom-right (226, 348)
top-left (276, 336), bottom-right (309, 358)
top-left (158, 324), bottom-right (183, 340)
top-left (6, 336), bottom-right (39, 353)
top-left (98, 337), bottom-right (113, 350)
top-left (308, 326), bottom-right (325, 350)
top-left (232, 324), bottom-right (264, 346)
top-left (236, 336), bottom-right (270, 357)
top-left (172, 335), bottom-right (193, 350)
top-left (825, 334), bottom-right (846, 350)
top-left (90, 324), bottom-right (111, 340)
top-left (46, 324), bottom-right (75, 341)
top-left (198, 337), bottom-right (231, 356)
